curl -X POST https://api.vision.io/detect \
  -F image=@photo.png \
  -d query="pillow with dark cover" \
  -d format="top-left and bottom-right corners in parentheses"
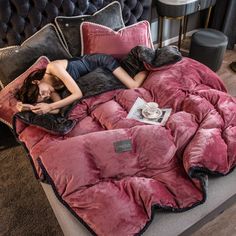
top-left (15, 68), bottom-right (126, 135)
top-left (0, 24), bottom-right (71, 87)
top-left (55, 1), bottom-right (125, 57)
top-left (0, 56), bottom-right (50, 128)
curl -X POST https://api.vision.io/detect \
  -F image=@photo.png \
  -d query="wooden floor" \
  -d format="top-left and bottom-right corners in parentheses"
top-left (192, 203), bottom-right (236, 236)
top-left (188, 47), bottom-right (236, 236)
top-left (217, 48), bottom-right (236, 96)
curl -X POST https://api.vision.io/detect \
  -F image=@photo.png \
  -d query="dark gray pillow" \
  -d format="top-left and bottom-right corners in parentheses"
top-left (0, 24), bottom-right (71, 87)
top-left (55, 1), bottom-right (125, 57)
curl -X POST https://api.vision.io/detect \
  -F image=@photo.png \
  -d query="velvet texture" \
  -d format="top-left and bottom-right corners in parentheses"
top-left (0, 56), bottom-right (49, 127)
top-left (121, 45), bottom-right (182, 77)
top-left (15, 68), bottom-right (126, 134)
top-left (55, 1), bottom-right (125, 57)
top-left (0, 0), bottom-right (152, 48)
top-left (14, 47), bottom-right (180, 134)
top-left (81, 21), bottom-right (154, 59)
top-left (0, 24), bottom-right (71, 86)
top-left (70, 68), bottom-right (125, 99)
top-left (60, 67), bottom-right (126, 117)
top-left (15, 112), bottom-right (77, 135)
top-left (14, 57), bottom-right (236, 236)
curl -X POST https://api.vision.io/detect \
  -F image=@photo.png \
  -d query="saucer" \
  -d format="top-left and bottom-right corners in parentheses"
top-left (142, 108), bottom-right (162, 119)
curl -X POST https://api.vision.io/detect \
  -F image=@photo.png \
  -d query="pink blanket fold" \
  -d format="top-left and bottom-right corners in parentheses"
top-left (15, 58), bottom-right (236, 236)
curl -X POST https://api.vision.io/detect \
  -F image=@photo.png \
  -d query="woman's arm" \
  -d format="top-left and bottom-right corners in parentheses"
top-left (30, 92), bottom-right (61, 114)
top-left (32, 61), bottom-right (83, 115)
top-left (90, 54), bottom-right (148, 88)
top-left (113, 67), bottom-right (149, 89)
top-left (48, 91), bottom-right (61, 114)
top-left (18, 91), bottom-right (61, 114)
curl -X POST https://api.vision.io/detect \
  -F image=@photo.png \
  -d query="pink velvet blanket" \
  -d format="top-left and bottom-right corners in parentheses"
top-left (14, 58), bottom-right (236, 236)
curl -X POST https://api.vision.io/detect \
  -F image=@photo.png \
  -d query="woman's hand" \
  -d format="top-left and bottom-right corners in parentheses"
top-left (31, 103), bottom-right (52, 115)
top-left (113, 67), bottom-right (149, 89)
top-left (16, 102), bottom-right (23, 112)
top-left (133, 71), bottom-right (149, 87)
top-left (16, 102), bottom-right (34, 112)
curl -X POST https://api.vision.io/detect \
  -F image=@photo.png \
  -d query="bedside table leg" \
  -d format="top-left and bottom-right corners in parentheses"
top-left (178, 16), bottom-right (184, 50)
top-left (158, 15), bottom-right (164, 48)
top-left (183, 15), bottom-right (188, 40)
top-left (205, 6), bottom-right (212, 28)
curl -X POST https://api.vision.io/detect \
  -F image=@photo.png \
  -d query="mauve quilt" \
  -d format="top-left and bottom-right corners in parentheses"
top-left (14, 58), bottom-right (236, 236)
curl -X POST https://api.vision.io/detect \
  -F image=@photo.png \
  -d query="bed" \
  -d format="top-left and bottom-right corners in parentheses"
top-left (0, 0), bottom-right (236, 235)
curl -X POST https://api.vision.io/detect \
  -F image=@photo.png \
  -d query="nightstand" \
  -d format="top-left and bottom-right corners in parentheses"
top-left (154, 0), bottom-right (216, 49)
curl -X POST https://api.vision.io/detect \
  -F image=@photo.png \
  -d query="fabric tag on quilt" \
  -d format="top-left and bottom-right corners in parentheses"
top-left (114, 139), bottom-right (132, 153)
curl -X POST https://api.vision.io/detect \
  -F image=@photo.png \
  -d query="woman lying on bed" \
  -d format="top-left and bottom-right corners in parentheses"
top-left (16, 54), bottom-right (149, 115)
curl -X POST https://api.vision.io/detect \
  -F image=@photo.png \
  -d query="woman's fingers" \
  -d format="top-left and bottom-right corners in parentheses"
top-left (31, 107), bottom-right (40, 111)
top-left (22, 104), bottom-right (34, 110)
top-left (30, 103), bottom-right (51, 114)
top-left (16, 102), bottom-right (23, 111)
top-left (15, 102), bottom-right (44, 114)
top-left (31, 109), bottom-right (43, 115)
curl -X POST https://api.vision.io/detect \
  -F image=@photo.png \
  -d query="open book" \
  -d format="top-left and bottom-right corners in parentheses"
top-left (127, 97), bottom-right (172, 125)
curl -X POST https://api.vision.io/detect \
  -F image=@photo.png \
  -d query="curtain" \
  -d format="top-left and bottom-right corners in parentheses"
top-left (210, 0), bottom-right (236, 49)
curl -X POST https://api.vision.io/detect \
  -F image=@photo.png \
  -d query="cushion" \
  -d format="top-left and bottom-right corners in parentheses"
top-left (0, 56), bottom-right (50, 128)
top-left (0, 24), bottom-right (71, 87)
top-left (55, 1), bottom-right (125, 57)
top-left (80, 21), bottom-right (154, 59)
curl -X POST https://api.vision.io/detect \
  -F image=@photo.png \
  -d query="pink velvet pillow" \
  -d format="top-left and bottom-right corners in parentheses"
top-left (0, 56), bottom-right (50, 127)
top-left (80, 20), bottom-right (154, 59)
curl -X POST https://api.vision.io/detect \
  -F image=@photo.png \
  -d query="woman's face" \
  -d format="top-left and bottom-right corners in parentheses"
top-left (37, 81), bottom-right (52, 102)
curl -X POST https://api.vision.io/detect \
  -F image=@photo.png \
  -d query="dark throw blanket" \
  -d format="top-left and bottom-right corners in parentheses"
top-left (120, 45), bottom-right (182, 77)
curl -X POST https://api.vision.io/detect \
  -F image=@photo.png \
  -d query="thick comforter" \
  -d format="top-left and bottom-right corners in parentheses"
top-left (14, 57), bottom-right (236, 236)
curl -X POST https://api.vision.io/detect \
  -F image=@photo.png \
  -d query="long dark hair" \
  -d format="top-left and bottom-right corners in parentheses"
top-left (15, 69), bottom-right (46, 104)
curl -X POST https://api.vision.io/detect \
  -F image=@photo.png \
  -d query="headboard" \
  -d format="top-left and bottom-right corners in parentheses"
top-left (0, 0), bottom-right (152, 48)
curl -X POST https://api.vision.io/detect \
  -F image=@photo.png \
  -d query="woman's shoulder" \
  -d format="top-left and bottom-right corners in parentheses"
top-left (47, 59), bottom-right (68, 70)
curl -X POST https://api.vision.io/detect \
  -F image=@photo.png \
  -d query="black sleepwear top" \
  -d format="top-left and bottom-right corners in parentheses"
top-left (66, 54), bottom-right (120, 81)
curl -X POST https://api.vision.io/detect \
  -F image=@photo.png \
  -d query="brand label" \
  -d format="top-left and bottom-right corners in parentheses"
top-left (114, 139), bottom-right (132, 153)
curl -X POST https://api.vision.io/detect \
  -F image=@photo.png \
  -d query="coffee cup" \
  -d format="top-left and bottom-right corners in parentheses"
top-left (145, 102), bottom-right (159, 115)
top-left (142, 102), bottom-right (162, 119)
